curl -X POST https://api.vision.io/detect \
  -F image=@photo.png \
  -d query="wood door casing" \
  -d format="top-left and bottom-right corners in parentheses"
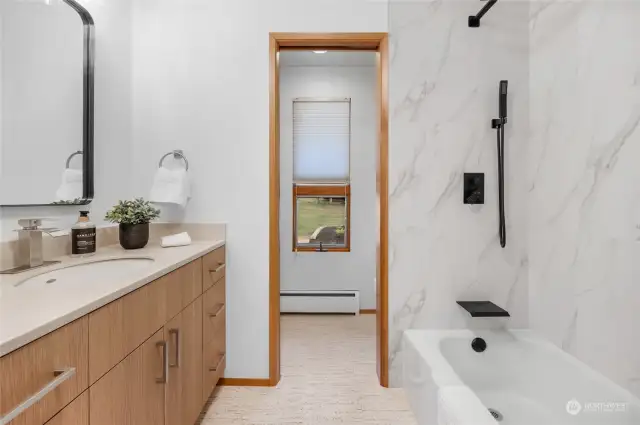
top-left (269, 32), bottom-right (389, 387)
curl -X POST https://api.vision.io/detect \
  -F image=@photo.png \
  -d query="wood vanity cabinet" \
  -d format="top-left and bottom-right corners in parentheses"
top-left (1, 245), bottom-right (226, 425)
top-left (0, 317), bottom-right (88, 425)
top-left (45, 392), bottom-right (89, 425)
top-left (202, 246), bottom-right (225, 292)
top-left (202, 274), bottom-right (227, 403)
top-left (90, 327), bottom-right (165, 425)
top-left (165, 298), bottom-right (203, 425)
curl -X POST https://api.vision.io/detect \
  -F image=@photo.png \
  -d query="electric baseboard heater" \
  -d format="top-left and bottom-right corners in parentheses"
top-left (280, 290), bottom-right (360, 314)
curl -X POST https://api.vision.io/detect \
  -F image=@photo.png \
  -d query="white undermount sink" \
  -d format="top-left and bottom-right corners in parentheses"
top-left (15, 257), bottom-right (155, 289)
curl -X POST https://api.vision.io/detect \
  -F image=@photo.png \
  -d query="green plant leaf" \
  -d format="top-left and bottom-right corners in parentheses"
top-left (105, 198), bottom-right (161, 225)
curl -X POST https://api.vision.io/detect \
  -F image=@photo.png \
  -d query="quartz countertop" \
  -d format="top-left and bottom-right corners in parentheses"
top-left (0, 240), bottom-right (224, 357)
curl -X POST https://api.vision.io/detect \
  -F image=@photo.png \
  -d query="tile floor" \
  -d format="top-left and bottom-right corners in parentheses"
top-left (201, 314), bottom-right (417, 425)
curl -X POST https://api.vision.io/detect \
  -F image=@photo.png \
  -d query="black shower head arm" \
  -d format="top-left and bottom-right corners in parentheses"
top-left (469, 0), bottom-right (498, 28)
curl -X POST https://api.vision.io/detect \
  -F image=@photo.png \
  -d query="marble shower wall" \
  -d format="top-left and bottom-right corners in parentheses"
top-left (529, 1), bottom-right (640, 396)
top-left (388, 0), bottom-right (530, 385)
top-left (389, 0), bottom-right (640, 394)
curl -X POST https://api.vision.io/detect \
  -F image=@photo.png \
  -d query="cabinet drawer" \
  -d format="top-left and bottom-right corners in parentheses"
top-left (0, 317), bottom-right (88, 425)
top-left (203, 351), bottom-right (226, 403)
top-left (88, 276), bottom-right (166, 384)
top-left (203, 275), bottom-right (226, 312)
top-left (202, 328), bottom-right (226, 404)
top-left (45, 391), bottom-right (88, 425)
top-left (202, 246), bottom-right (225, 292)
top-left (202, 289), bottom-right (225, 403)
top-left (203, 277), bottom-right (225, 347)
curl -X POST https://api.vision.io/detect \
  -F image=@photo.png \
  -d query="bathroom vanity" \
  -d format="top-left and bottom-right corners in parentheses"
top-left (0, 240), bottom-right (226, 425)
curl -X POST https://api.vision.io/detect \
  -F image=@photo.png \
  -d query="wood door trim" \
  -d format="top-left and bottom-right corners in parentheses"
top-left (269, 32), bottom-right (390, 388)
top-left (270, 32), bottom-right (386, 49)
top-left (218, 378), bottom-right (271, 387)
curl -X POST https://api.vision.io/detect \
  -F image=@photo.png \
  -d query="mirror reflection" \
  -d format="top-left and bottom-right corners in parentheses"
top-left (0, 0), bottom-right (92, 206)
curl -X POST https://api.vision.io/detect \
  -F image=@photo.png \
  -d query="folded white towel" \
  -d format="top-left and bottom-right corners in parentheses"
top-left (161, 232), bottom-right (192, 248)
top-left (55, 169), bottom-right (83, 201)
top-left (150, 166), bottom-right (191, 208)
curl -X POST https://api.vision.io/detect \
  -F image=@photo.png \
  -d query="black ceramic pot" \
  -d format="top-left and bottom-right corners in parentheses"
top-left (119, 223), bottom-right (150, 250)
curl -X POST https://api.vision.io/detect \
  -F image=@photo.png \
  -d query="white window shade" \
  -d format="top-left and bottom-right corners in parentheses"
top-left (293, 99), bottom-right (350, 182)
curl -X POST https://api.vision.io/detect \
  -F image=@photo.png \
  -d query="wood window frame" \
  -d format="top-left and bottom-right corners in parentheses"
top-left (292, 184), bottom-right (351, 252)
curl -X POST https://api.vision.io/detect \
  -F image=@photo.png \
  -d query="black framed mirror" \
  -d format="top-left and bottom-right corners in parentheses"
top-left (0, 0), bottom-right (94, 206)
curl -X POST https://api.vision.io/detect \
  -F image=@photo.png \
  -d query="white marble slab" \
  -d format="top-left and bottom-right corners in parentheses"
top-left (388, 0), bottom-right (530, 386)
top-left (0, 240), bottom-right (224, 357)
top-left (529, 0), bottom-right (640, 397)
top-left (389, 0), bottom-right (640, 397)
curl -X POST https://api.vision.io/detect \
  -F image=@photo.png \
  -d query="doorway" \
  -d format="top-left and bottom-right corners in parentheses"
top-left (269, 33), bottom-right (389, 387)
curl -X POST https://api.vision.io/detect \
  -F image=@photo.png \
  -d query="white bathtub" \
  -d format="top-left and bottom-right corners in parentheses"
top-left (403, 329), bottom-right (640, 424)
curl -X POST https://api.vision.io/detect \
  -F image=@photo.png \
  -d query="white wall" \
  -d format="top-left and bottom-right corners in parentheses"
top-left (279, 59), bottom-right (378, 310)
top-left (529, 0), bottom-right (640, 397)
top-left (0, 0), bottom-right (133, 240)
top-left (388, 0), bottom-right (530, 386)
top-left (131, 0), bottom-right (388, 379)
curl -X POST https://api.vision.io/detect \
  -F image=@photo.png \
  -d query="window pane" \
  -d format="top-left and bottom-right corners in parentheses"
top-left (293, 100), bottom-right (350, 182)
top-left (296, 197), bottom-right (347, 246)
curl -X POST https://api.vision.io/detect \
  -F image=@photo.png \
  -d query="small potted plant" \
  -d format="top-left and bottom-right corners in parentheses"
top-left (105, 198), bottom-right (160, 250)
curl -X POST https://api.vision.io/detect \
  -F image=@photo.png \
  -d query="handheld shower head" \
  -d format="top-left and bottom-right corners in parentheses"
top-left (499, 80), bottom-right (508, 120)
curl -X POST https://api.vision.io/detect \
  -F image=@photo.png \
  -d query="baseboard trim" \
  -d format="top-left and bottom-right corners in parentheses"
top-left (360, 309), bottom-right (376, 314)
top-left (218, 378), bottom-right (272, 387)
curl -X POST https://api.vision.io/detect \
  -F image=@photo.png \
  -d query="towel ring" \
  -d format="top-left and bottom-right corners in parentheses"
top-left (65, 151), bottom-right (83, 169)
top-left (159, 150), bottom-right (189, 171)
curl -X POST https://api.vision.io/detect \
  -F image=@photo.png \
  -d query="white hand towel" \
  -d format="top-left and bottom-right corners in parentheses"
top-left (149, 166), bottom-right (191, 208)
top-left (55, 169), bottom-right (83, 201)
top-left (161, 232), bottom-right (192, 248)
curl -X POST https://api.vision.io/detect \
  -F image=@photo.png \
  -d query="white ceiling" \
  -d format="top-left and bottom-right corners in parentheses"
top-left (279, 51), bottom-right (376, 67)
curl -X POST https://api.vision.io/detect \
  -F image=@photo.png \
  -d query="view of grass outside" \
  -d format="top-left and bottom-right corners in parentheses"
top-left (296, 197), bottom-right (347, 244)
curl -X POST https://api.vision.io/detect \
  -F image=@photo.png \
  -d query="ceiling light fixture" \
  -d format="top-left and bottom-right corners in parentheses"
top-left (312, 50), bottom-right (328, 54)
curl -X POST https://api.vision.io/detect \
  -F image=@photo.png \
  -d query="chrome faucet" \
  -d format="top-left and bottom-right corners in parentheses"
top-left (0, 219), bottom-right (61, 274)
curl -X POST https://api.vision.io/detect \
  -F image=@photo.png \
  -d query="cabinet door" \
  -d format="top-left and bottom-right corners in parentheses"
top-left (164, 298), bottom-right (203, 425)
top-left (164, 260), bottom-right (203, 324)
top-left (88, 277), bottom-right (166, 384)
top-left (181, 258), bottom-right (203, 307)
top-left (181, 297), bottom-right (203, 425)
top-left (164, 313), bottom-right (183, 425)
top-left (45, 392), bottom-right (88, 425)
top-left (89, 329), bottom-right (166, 425)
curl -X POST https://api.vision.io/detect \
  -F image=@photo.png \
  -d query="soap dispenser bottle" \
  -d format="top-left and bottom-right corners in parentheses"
top-left (71, 211), bottom-right (96, 257)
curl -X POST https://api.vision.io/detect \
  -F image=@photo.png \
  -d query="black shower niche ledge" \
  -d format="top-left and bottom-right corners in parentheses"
top-left (457, 301), bottom-right (510, 318)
